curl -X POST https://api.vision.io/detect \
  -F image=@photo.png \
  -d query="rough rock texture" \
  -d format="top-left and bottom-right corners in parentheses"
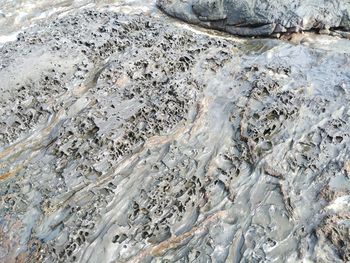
top-left (0, 8), bottom-right (350, 263)
top-left (157, 0), bottom-right (350, 36)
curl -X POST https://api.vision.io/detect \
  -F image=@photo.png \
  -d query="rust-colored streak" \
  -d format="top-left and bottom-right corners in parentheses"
top-left (126, 210), bottom-right (227, 263)
top-left (0, 110), bottom-right (63, 161)
top-left (344, 160), bottom-right (350, 177)
top-left (189, 96), bottom-right (212, 137)
top-left (0, 166), bottom-right (22, 181)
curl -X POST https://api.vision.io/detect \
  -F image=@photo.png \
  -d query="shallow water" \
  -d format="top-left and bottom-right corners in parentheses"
top-left (0, 1), bottom-right (350, 263)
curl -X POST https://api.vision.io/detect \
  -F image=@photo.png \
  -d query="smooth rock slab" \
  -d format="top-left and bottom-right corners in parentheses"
top-left (157, 0), bottom-right (350, 36)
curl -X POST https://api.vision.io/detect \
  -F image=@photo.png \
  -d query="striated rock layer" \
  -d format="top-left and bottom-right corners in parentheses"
top-left (157, 0), bottom-right (350, 36)
top-left (0, 8), bottom-right (350, 263)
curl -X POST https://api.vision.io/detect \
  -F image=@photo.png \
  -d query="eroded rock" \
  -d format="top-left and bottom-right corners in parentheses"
top-left (0, 6), bottom-right (349, 263)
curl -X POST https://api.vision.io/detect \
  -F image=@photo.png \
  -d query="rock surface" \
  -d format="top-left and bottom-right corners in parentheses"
top-left (0, 6), bottom-right (350, 263)
top-left (157, 0), bottom-right (350, 36)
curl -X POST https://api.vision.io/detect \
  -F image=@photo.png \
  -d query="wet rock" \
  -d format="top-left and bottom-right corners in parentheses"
top-left (317, 213), bottom-right (350, 262)
top-left (0, 5), bottom-right (349, 263)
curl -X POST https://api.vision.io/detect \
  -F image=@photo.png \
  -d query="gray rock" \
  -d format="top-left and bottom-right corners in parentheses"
top-left (1, 5), bottom-right (350, 263)
top-left (157, 0), bottom-right (350, 36)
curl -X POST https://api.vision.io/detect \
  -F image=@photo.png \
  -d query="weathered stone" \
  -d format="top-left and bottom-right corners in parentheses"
top-left (157, 0), bottom-right (350, 36)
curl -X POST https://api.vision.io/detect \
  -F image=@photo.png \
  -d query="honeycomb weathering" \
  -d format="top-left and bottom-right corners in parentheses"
top-left (0, 6), bottom-right (349, 263)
